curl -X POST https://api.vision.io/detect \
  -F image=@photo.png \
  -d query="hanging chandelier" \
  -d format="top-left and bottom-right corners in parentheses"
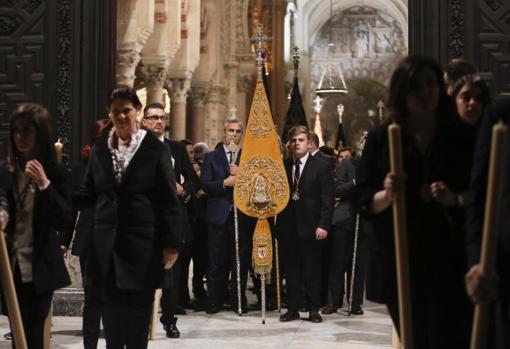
top-left (315, 0), bottom-right (348, 97)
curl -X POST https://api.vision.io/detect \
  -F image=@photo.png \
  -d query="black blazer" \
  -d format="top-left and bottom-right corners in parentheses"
top-left (0, 161), bottom-right (72, 294)
top-left (277, 155), bottom-right (334, 240)
top-left (466, 97), bottom-right (510, 303)
top-left (164, 139), bottom-right (200, 195)
top-left (74, 132), bottom-right (181, 290)
top-left (164, 139), bottom-right (200, 242)
top-left (333, 158), bottom-right (356, 227)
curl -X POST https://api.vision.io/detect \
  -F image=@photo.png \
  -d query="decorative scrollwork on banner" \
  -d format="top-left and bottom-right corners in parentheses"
top-left (235, 156), bottom-right (288, 216)
top-left (249, 84), bottom-right (272, 138)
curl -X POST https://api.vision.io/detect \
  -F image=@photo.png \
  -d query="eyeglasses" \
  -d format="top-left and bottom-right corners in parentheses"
top-left (144, 115), bottom-right (166, 121)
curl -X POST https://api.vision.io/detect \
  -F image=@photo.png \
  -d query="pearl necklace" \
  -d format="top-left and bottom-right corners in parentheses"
top-left (107, 128), bottom-right (144, 183)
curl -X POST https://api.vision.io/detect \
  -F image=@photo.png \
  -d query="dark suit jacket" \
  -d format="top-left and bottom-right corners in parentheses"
top-left (164, 139), bottom-right (200, 195)
top-left (277, 155), bottom-right (334, 240)
top-left (164, 138), bottom-right (200, 242)
top-left (0, 161), bottom-right (72, 295)
top-left (200, 146), bottom-right (239, 226)
top-left (74, 131), bottom-right (181, 290)
top-left (313, 150), bottom-right (336, 174)
top-left (333, 158), bottom-right (356, 227)
top-left (466, 96), bottom-right (510, 302)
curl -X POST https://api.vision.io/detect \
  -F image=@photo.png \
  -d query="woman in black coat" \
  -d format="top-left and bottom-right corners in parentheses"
top-left (356, 55), bottom-right (471, 348)
top-left (74, 86), bottom-right (181, 349)
top-left (0, 103), bottom-right (71, 349)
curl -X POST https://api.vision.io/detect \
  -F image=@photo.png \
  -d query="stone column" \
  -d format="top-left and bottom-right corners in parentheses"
top-left (189, 84), bottom-right (208, 142)
top-left (204, 85), bottom-right (227, 147)
top-left (169, 78), bottom-right (190, 140)
top-left (143, 64), bottom-right (168, 104)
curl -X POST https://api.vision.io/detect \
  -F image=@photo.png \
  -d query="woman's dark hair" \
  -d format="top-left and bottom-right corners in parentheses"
top-left (80, 118), bottom-right (112, 159)
top-left (451, 74), bottom-right (491, 106)
top-left (386, 54), bottom-right (451, 125)
top-left (8, 103), bottom-right (55, 168)
top-left (108, 86), bottom-right (142, 109)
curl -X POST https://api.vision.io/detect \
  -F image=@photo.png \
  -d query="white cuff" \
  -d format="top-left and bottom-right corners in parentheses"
top-left (39, 180), bottom-right (51, 191)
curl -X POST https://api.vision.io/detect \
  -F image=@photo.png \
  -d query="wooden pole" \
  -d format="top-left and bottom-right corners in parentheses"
top-left (275, 238), bottom-right (281, 313)
top-left (470, 121), bottom-right (508, 349)
top-left (149, 289), bottom-right (162, 340)
top-left (388, 123), bottom-right (413, 349)
top-left (0, 231), bottom-right (28, 349)
top-left (43, 304), bottom-right (52, 349)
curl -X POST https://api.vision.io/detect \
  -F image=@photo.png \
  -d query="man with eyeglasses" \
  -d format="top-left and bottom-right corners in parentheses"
top-left (142, 102), bottom-right (200, 338)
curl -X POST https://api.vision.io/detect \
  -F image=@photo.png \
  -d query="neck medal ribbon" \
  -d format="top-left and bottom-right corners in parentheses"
top-left (233, 25), bottom-right (290, 283)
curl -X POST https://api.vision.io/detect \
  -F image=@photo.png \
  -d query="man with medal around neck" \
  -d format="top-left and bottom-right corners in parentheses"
top-left (277, 125), bottom-right (334, 323)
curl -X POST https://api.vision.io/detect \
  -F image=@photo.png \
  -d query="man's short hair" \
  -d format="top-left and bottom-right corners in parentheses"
top-left (181, 139), bottom-right (193, 147)
top-left (223, 117), bottom-right (244, 131)
top-left (287, 125), bottom-right (309, 141)
top-left (308, 132), bottom-right (320, 146)
top-left (443, 59), bottom-right (478, 85)
top-left (143, 102), bottom-right (165, 115)
top-left (338, 147), bottom-right (354, 157)
top-left (319, 146), bottom-right (335, 157)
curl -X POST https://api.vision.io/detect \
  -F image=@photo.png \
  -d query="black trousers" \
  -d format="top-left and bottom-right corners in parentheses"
top-left (191, 219), bottom-right (208, 300)
top-left (102, 286), bottom-right (154, 349)
top-left (207, 212), bottom-right (253, 307)
top-left (160, 248), bottom-right (186, 326)
top-left (12, 265), bottom-right (52, 349)
top-left (80, 253), bottom-right (104, 349)
top-left (326, 223), bottom-right (367, 308)
top-left (283, 234), bottom-right (324, 313)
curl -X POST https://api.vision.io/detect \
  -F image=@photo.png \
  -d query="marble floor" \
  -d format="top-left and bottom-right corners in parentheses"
top-left (0, 301), bottom-right (393, 348)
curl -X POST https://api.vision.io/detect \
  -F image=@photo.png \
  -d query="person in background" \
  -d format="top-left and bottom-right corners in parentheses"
top-left (277, 126), bottom-right (334, 323)
top-left (0, 103), bottom-right (72, 349)
top-left (201, 117), bottom-right (254, 314)
top-left (465, 96), bottom-right (510, 349)
top-left (443, 58), bottom-right (478, 95)
top-left (68, 118), bottom-right (111, 349)
top-left (142, 103), bottom-right (200, 338)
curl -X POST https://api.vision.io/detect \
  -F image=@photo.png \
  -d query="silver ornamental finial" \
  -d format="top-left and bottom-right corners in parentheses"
top-left (337, 104), bottom-right (344, 124)
top-left (251, 23), bottom-right (271, 73)
top-left (293, 47), bottom-right (300, 73)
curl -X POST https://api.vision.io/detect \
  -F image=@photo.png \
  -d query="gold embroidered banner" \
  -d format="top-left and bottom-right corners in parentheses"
top-left (233, 79), bottom-right (290, 218)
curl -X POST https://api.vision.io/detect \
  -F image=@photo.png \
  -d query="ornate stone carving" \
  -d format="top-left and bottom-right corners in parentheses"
top-left (448, 0), bottom-right (464, 59)
top-left (116, 43), bottom-right (143, 87)
top-left (168, 78), bottom-right (191, 103)
top-left (56, 0), bottom-right (72, 166)
top-left (142, 64), bottom-right (168, 90)
top-left (191, 85), bottom-right (208, 107)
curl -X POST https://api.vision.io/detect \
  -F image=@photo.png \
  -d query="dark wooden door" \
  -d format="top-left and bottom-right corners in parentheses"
top-left (409, 0), bottom-right (510, 96)
top-left (0, 0), bottom-right (116, 165)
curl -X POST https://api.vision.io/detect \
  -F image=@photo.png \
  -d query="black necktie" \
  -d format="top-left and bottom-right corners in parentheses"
top-left (294, 159), bottom-right (301, 184)
top-left (228, 151), bottom-right (234, 165)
